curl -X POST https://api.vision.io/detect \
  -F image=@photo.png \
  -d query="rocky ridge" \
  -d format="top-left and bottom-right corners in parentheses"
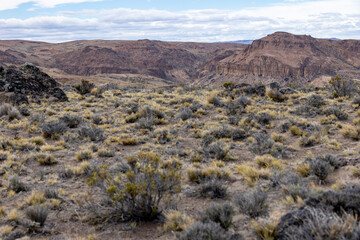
top-left (195, 32), bottom-right (360, 86)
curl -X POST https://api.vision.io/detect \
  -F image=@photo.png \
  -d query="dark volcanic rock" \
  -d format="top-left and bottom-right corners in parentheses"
top-left (0, 63), bottom-right (67, 104)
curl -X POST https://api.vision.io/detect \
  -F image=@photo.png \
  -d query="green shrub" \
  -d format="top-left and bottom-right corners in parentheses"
top-left (8, 177), bottom-right (27, 193)
top-left (79, 126), bottom-right (104, 142)
top-left (329, 75), bottom-right (358, 97)
top-left (178, 221), bottom-right (233, 240)
top-left (306, 94), bottom-right (325, 108)
top-left (198, 179), bottom-right (227, 199)
top-left (200, 203), bottom-right (234, 230)
top-left (233, 190), bottom-right (268, 218)
top-left (60, 114), bottom-right (83, 128)
top-left (26, 205), bottom-right (48, 226)
top-left (74, 79), bottom-right (95, 95)
top-left (41, 120), bottom-right (67, 139)
top-left (89, 151), bottom-right (181, 221)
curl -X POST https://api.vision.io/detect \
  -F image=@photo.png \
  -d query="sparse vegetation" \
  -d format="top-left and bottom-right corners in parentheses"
top-left (1, 81), bottom-right (359, 239)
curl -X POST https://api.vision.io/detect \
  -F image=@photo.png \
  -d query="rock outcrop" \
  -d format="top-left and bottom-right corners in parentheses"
top-left (195, 32), bottom-right (360, 86)
top-left (0, 63), bottom-right (68, 104)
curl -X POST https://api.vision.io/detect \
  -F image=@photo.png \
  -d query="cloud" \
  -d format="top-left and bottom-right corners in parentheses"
top-left (0, 0), bottom-right (359, 42)
top-left (0, 0), bottom-right (103, 11)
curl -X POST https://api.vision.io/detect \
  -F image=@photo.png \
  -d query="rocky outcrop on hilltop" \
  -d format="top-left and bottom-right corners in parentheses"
top-left (195, 32), bottom-right (360, 86)
top-left (0, 63), bottom-right (68, 104)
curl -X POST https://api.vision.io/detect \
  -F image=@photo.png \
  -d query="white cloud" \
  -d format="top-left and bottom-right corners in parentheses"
top-left (0, 0), bottom-right (103, 11)
top-left (0, 0), bottom-right (359, 42)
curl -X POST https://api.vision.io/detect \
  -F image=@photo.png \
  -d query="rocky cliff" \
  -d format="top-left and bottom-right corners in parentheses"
top-left (195, 32), bottom-right (360, 86)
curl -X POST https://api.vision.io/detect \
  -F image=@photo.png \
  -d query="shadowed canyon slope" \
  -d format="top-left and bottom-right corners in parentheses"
top-left (0, 39), bottom-right (244, 86)
top-left (0, 32), bottom-right (359, 86)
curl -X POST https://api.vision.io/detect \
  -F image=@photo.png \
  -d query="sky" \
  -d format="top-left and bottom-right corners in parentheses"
top-left (0, 0), bottom-right (359, 42)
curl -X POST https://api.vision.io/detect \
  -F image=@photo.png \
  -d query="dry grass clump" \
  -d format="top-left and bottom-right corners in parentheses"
top-left (340, 124), bottom-right (360, 140)
top-left (237, 165), bottom-right (270, 186)
top-left (162, 211), bottom-right (194, 232)
top-left (187, 167), bottom-right (230, 183)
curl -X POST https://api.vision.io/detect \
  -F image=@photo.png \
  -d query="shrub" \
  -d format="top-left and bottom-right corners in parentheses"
top-left (237, 165), bottom-right (269, 186)
top-left (8, 177), bottom-right (27, 193)
top-left (90, 151), bottom-right (181, 221)
top-left (289, 126), bottom-right (302, 136)
top-left (294, 105), bottom-right (322, 117)
top-left (60, 114), bottom-right (83, 128)
top-left (91, 114), bottom-right (103, 125)
top-left (340, 124), bottom-right (360, 140)
top-left (58, 168), bottom-right (74, 179)
top-left (7, 108), bottom-right (21, 122)
top-left (310, 159), bottom-right (332, 182)
top-left (0, 103), bottom-right (11, 116)
top-left (207, 95), bottom-right (222, 106)
top-left (324, 106), bottom-right (348, 120)
top-left (233, 190), bottom-right (268, 218)
top-left (178, 221), bottom-right (233, 240)
top-left (250, 132), bottom-right (286, 158)
top-left (33, 154), bottom-right (57, 166)
top-left (268, 89), bottom-right (286, 102)
top-left (200, 203), bottom-right (234, 230)
top-left (97, 148), bottom-right (115, 157)
top-left (296, 163), bottom-right (310, 177)
top-left (282, 184), bottom-right (310, 202)
top-left (223, 82), bottom-right (235, 90)
top-left (255, 154), bottom-right (283, 169)
top-left (152, 129), bottom-right (171, 144)
top-left (163, 211), bottom-right (194, 232)
top-left (44, 188), bottom-right (60, 199)
top-left (207, 141), bottom-right (231, 160)
top-left (178, 108), bottom-right (192, 121)
top-left (306, 94), bottom-right (325, 108)
top-left (275, 207), bottom-right (360, 240)
top-left (187, 167), bottom-right (229, 183)
top-left (257, 112), bottom-right (274, 126)
top-left (79, 126), bottom-right (104, 142)
top-left (305, 185), bottom-right (360, 216)
top-left (41, 120), bottom-right (67, 139)
top-left (252, 218), bottom-right (278, 240)
top-left (76, 149), bottom-right (92, 161)
top-left (328, 75), bottom-right (358, 98)
top-left (26, 205), bottom-right (48, 226)
top-left (197, 179), bottom-right (227, 199)
top-left (299, 135), bottom-right (320, 147)
top-left (138, 106), bottom-right (165, 120)
top-left (316, 154), bottom-right (339, 169)
top-left (135, 117), bottom-right (155, 130)
top-left (0, 104), bottom-right (21, 121)
top-left (237, 96), bottom-right (251, 107)
top-left (74, 79), bottom-right (95, 95)
top-left (250, 132), bottom-right (275, 155)
top-left (121, 137), bottom-right (137, 145)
